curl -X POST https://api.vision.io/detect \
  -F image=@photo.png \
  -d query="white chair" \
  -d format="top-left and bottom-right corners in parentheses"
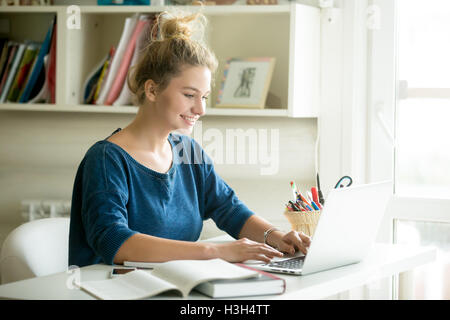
top-left (0, 217), bottom-right (70, 284)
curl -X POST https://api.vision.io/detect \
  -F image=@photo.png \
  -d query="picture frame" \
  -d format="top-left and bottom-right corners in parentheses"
top-left (215, 57), bottom-right (276, 109)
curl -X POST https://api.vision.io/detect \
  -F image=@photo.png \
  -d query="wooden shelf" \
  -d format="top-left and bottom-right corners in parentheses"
top-left (0, 4), bottom-right (291, 14)
top-left (0, 3), bottom-right (320, 119)
top-left (0, 103), bottom-right (138, 114)
top-left (0, 5), bottom-right (59, 13)
top-left (72, 4), bottom-right (291, 15)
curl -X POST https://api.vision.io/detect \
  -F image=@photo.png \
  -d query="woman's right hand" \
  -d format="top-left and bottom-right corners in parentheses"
top-left (212, 238), bottom-right (284, 264)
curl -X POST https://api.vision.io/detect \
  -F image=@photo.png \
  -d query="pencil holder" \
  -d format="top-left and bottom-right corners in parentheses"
top-left (283, 210), bottom-right (321, 237)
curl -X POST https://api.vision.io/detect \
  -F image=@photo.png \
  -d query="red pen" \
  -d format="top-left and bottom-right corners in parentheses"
top-left (311, 187), bottom-right (322, 209)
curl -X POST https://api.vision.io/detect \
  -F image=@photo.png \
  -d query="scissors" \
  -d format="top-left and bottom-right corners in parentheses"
top-left (334, 175), bottom-right (353, 189)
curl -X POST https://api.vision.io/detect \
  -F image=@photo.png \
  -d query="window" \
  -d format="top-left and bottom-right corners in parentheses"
top-left (394, 0), bottom-right (450, 299)
top-left (396, 0), bottom-right (450, 199)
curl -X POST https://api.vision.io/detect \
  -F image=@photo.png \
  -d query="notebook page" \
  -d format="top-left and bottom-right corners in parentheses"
top-left (151, 259), bottom-right (259, 297)
top-left (80, 270), bottom-right (180, 300)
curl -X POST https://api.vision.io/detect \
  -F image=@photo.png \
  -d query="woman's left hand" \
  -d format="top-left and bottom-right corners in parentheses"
top-left (269, 230), bottom-right (311, 255)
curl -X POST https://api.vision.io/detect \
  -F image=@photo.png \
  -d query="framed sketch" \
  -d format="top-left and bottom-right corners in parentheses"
top-left (215, 57), bottom-right (275, 109)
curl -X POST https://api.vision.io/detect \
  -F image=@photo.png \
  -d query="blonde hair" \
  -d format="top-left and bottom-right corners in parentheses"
top-left (127, 11), bottom-right (218, 106)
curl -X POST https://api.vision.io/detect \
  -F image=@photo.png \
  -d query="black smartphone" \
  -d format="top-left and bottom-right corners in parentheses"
top-left (110, 267), bottom-right (137, 278)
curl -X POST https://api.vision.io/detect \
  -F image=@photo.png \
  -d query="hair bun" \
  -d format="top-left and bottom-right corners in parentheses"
top-left (157, 11), bottom-right (204, 41)
top-left (128, 10), bottom-right (217, 106)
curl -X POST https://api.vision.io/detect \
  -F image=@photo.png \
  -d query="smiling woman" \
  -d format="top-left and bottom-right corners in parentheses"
top-left (68, 10), bottom-right (311, 269)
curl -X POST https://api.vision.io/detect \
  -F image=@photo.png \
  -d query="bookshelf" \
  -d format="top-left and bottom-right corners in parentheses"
top-left (0, 3), bottom-right (320, 118)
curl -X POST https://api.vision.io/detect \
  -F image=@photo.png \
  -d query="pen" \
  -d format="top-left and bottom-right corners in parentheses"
top-left (298, 201), bottom-right (307, 211)
top-left (310, 187), bottom-right (323, 209)
top-left (298, 198), bottom-right (312, 211)
top-left (295, 201), bottom-right (307, 212)
top-left (290, 181), bottom-right (299, 201)
top-left (288, 201), bottom-right (299, 211)
top-left (310, 187), bottom-right (319, 205)
top-left (305, 191), bottom-right (319, 210)
top-left (306, 191), bottom-right (314, 203)
top-left (310, 200), bottom-right (320, 210)
top-left (296, 188), bottom-right (313, 211)
top-left (316, 173), bottom-right (325, 205)
top-left (286, 202), bottom-right (298, 212)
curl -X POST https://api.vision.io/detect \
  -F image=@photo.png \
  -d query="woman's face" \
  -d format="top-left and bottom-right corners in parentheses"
top-left (152, 65), bottom-right (211, 134)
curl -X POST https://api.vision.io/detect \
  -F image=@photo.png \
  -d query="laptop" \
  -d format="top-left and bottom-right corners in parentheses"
top-left (247, 181), bottom-right (392, 276)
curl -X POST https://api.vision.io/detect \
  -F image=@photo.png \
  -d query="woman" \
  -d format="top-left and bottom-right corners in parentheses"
top-left (68, 11), bottom-right (310, 267)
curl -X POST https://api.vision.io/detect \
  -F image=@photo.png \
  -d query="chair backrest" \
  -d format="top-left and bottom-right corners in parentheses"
top-left (0, 217), bottom-right (70, 284)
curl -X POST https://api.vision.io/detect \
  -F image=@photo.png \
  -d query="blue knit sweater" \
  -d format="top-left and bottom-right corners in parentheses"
top-left (68, 129), bottom-right (254, 267)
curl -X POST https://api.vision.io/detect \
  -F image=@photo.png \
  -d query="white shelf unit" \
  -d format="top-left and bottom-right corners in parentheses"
top-left (0, 4), bottom-right (320, 118)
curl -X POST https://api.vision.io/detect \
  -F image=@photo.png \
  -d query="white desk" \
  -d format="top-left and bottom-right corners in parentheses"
top-left (0, 242), bottom-right (435, 300)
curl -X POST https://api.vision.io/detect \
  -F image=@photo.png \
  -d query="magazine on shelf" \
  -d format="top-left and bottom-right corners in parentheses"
top-left (28, 54), bottom-right (50, 104)
top-left (82, 54), bottom-right (109, 104)
top-left (95, 14), bottom-right (139, 105)
top-left (0, 42), bottom-right (18, 97)
top-left (112, 16), bottom-right (152, 107)
top-left (46, 20), bottom-right (57, 104)
top-left (19, 16), bottom-right (55, 103)
top-left (0, 43), bottom-right (25, 103)
top-left (104, 16), bottom-right (150, 105)
top-left (7, 42), bottom-right (40, 102)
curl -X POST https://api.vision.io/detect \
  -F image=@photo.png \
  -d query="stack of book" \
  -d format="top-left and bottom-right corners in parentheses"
top-left (79, 258), bottom-right (285, 300)
top-left (0, 16), bottom-right (56, 104)
top-left (83, 13), bottom-right (157, 107)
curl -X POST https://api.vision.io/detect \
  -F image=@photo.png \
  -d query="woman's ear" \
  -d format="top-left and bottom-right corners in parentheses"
top-left (144, 79), bottom-right (158, 102)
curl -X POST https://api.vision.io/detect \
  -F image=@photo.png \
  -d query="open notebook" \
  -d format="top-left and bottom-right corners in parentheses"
top-left (79, 259), bottom-right (261, 300)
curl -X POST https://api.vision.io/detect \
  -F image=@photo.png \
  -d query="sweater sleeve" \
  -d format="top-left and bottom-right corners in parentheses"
top-left (198, 143), bottom-right (254, 239)
top-left (80, 143), bottom-right (137, 265)
top-left (82, 191), bottom-right (137, 265)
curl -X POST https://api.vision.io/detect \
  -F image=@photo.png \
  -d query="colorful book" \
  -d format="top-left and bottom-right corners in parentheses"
top-left (93, 46), bottom-right (115, 104)
top-left (7, 42), bottom-right (39, 102)
top-left (17, 51), bottom-right (38, 102)
top-left (95, 14), bottom-right (139, 105)
top-left (105, 17), bottom-right (149, 105)
top-left (112, 42), bottom-right (137, 106)
top-left (28, 54), bottom-right (50, 104)
top-left (0, 43), bottom-right (17, 96)
top-left (0, 43), bottom-right (25, 103)
top-left (82, 54), bottom-right (108, 104)
top-left (19, 16), bottom-right (55, 103)
top-left (113, 17), bottom-right (153, 106)
top-left (46, 21), bottom-right (57, 104)
top-left (0, 41), bottom-right (12, 84)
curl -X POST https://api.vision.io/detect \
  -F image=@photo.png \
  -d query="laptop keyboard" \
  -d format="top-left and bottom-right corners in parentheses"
top-left (267, 256), bottom-right (305, 270)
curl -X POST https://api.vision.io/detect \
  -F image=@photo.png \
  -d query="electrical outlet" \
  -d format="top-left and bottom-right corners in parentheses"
top-left (21, 199), bottom-right (71, 221)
